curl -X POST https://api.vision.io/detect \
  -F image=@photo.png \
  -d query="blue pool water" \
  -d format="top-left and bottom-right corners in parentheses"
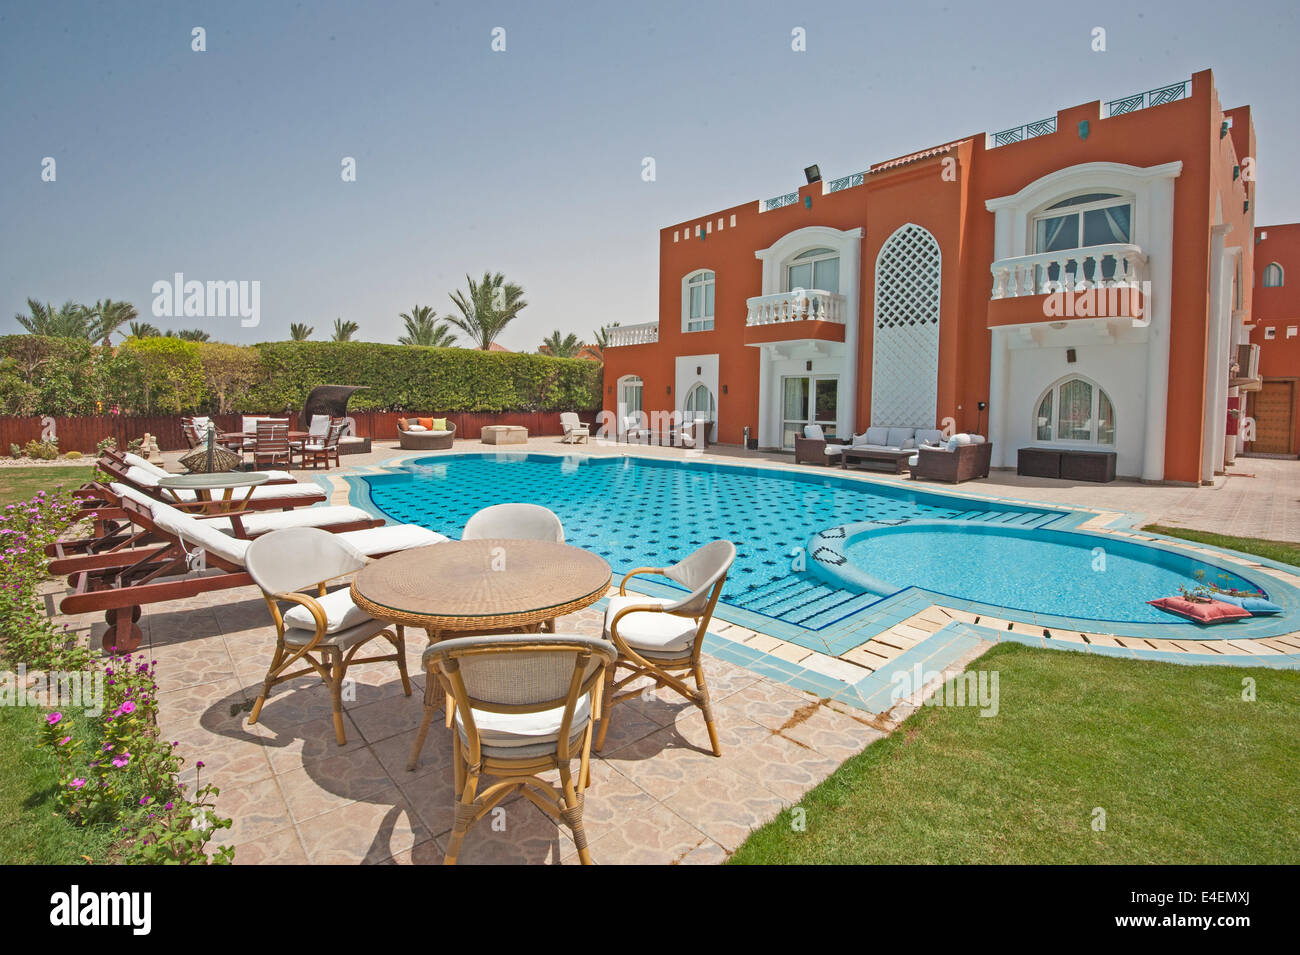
top-left (356, 453), bottom-right (1263, 629)
top-left (841, 523), bottom-right (1262, 624)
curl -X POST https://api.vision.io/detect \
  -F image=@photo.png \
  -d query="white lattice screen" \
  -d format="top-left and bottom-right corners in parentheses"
top-left (871, 224), bottom-right (942, 427)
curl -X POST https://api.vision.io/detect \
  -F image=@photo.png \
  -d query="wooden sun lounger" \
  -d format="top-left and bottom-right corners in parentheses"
top-left (91, 455), bottom-right (327, 513)
top-left (54, 495), bottom-right (445, 652)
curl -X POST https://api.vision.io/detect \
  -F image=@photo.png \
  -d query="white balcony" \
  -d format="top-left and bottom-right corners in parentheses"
top-left (606, 321), bottom-right (659, 347)
top-left (990, 243), bottom-right (1148, 299)
top-left (745, 289), bottom-right (847, 325)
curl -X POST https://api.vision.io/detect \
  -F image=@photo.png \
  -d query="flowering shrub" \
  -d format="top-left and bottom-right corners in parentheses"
top-left (3, 486), bottom-right (232, 864)
top-left (39, 658), bottom-right (233, 864)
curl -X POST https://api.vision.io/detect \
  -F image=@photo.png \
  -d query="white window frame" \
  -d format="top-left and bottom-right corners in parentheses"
top-left (682, 382), bottom-right (716, 422)
top-left (1033, 376), bottom-right (1116, 448)
top-left (1263, 262), bottom-right (1285, 287)
top-left (1031, 192), bottom-right (1135, 253)
top-left (682, 270), bottom-right (715, 333)
top-left (784, 247), bottom-right (840, 293)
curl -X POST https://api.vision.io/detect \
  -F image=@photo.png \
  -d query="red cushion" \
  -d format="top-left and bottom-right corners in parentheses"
top-left (417, 417), bottom-right (434, 431)
top-left (1147, 597), bottom-right (1251, 624)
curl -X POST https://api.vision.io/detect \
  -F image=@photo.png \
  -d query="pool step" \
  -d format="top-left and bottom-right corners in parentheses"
top-left (740, 575), bottom-right (879, 630)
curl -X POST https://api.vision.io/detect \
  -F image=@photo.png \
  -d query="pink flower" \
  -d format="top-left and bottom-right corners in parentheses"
top-left (69, 778), bottom-right (86, 789)
top-left (114, 701), bottom-right (136, 716)
top-left (58, 736), bottom-right (71, 746)
top-left (46, 712), bottom-right (62, 725)
top-left (111, 754), bottom-right (130, 769)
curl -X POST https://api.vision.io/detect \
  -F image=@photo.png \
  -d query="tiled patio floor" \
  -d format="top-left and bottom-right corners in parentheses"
top-left (43, 438), bottom-right (1300, 863)
top-left (52, 584), bottom-right (964, 865)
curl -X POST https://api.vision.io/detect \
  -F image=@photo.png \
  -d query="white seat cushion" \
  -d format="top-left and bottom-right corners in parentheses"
top-left (885, 427), bottom-right (915, 449)
top-left (454, 693), bottom-right (593, 751)
top-left (824, 444), bottom-right (845, 456)
top-left (404, 425), bottom-right (428, 432)
top-left (865, 427), bottom-right (889, 445)
top-left (283, 586), bottom-right (374, 634)
top-left (803, 424), bottom-right (825, 440)
top-left (914, 428), bottom-right (944, 447)
top-left (338, 524), bottom-right (448, 555)
top-left (123, 453), bottom-right (169, 477)
top-left (604, 595), bottom-right (699, 655)
top-left (427, 429), bottom-right (453, 437)
top-left (283, 617), bottom-right (388, 650)
top-left (207, 505), bottom-right (374, 536)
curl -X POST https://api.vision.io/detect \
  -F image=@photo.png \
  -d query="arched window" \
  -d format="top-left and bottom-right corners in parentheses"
top-left (1035, 377), bottom-right (1115, 445)
top-left (1033, 192), bottom-right (1133, 284)
top-left (682, 271), bottom-right (715, 332)
top-left (786, 247), bottom-right (840, 293)
top-left (683, 383), bottom-right (716, 422)
top-left (1263, 262), bottom-right (1284, 287)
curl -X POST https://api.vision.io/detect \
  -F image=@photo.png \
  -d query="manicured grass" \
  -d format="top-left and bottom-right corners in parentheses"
top-left (731, 643), bottom-right (1300, 864)
top-left (0, 465), bottom-right (95, 506)
top-left (0, 704), bottom-right (116, 864)
top-left (1143, 523), bottom-right (1300, 571)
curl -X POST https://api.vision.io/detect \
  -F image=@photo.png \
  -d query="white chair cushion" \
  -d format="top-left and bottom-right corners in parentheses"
top-left (207, 505), bottom-right (374, 536)
top-left (908, 454), bottom-right (919, 467)
top-left (914, 428), bottom-right (945, 447)
top-left (454, 693), bottom-right (592, 750)
top-left (947, 433), bottom-right (974, 449)
top-left (283, 587), bottom-right (374, 634)
top-left (824, 444), bottom-right (844, 456)
top-left (969, 434), bottom-right (987, 444)
top-left (604, 595), bottom-right (699, 655)
top-left (283, 617), bottom-right (388, 650)
top-left (123, 453), bottom-right (169, 477)
top-left (404, 425), bottom-right (428, 432)
top-left (865, 427), bottom-right (889, 446)
top-left (249, 483), bottom-right (325, 501)
top-left (803, 424), bottom-right (825, 440)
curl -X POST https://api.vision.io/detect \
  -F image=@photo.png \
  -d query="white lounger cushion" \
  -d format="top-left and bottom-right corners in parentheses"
top-left (206, 505), bottom-right (374, 537)
top-left (124, 466), bottom-right (319, 500)
top-left (124, 452), bottom-right (294, 484)
top-left (454, 694), bottom-right (592, 753)
top-left (110, 482), bottom-right (445, 567)
top-left (605, 595), bottom-right (698, 655)
top-left (283, 586), bottom-right (374, 634)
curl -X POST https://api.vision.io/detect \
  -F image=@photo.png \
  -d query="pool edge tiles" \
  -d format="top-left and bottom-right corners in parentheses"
top-left (340, 453), bottom-right (1300, 668)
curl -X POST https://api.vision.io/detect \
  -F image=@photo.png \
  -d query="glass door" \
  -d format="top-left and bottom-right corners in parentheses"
top-left (781, 376), bottom-right (838, 448)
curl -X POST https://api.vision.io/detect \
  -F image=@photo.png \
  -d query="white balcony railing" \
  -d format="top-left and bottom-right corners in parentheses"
top-left (990, 243), bottom-right (1148, 299)
top-left (605, 321), bottom-right (659, 347)
top-left (745, 289), bottom-right (847, 325)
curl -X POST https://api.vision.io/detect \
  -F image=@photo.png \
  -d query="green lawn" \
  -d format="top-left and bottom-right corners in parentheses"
top-left (731, 642), bottom-right (1300, 864)
top-left (1143, 523), bottom-right (1300, 570)
top-left (0, 465), bottom-right (95, 505)
top-left (0, 704), bottom-right (116, 864)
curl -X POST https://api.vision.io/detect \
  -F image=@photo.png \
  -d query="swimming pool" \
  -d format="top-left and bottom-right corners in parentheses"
top-left (353, 452), bottom-right (1268, 631)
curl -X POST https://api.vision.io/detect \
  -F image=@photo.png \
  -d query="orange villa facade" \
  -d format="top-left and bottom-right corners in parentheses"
top-left (602, 68), bottom-right (1294, 485)
top-left (1248, 222), bottom-right (1300, 457)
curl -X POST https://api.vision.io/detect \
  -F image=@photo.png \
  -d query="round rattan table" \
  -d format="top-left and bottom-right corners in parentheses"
top-left (352, 539), bottom-right (612, 770)
top-left (350, 539), bottom-right (611, 640)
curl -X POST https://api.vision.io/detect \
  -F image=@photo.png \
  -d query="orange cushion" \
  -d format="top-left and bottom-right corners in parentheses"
top-left (418, 417), bottom-right (434, 430)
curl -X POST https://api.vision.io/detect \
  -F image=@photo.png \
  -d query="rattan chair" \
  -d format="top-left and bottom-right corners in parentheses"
top-left (246, 527), bottom-right (412, 745)
top-left (422, 632), bottom-right (615, 865)
top-left (595, 539), bottom-right (735, 756)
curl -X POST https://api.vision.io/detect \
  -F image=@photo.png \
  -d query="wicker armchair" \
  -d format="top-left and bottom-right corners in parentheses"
top-left (910, 442), bottom-right (992, 483)
top-left (794, 428), bottom-right (849, 465)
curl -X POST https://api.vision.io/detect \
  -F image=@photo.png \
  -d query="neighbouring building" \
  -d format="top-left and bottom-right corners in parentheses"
top-left (1247, 222), bottom-right (1300, 457)
top-left (603, 68), bottom-right (1276, 485)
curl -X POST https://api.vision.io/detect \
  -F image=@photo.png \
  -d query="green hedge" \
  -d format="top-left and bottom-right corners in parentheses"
top-left (0, 336), bottom-right (602, 415)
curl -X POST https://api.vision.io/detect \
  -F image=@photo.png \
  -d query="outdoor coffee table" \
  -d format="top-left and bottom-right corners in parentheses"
top-left (156, 472), bottom-right (271, 534)
top-left (841, 447), bottom-right (914, 474)
top-left (350, 539), bottom-right (612, 769)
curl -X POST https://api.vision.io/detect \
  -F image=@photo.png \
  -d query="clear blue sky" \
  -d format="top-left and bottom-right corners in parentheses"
top-left (2, 0), bottom-right (1297, 349)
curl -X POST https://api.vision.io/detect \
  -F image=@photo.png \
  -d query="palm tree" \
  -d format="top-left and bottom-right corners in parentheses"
top-left (331, 318), bottom-right (359, 342)
top-left (128, 320), bottom-right (162, 338)
top-left (540, 329), bottom-right (581, 358)
top-left (289, 322), bottom-right (314, 341)
top-left (398, 305), bottom-right (457, 347)
top-left (165, 328), bottom-right (211, 342)
top-left (447, 272), bottom-right (527, 350)
top-left (14, 298), bottom-right (90, 338)
top-left (84, 299), bottom-right (139, 346)
top-left (590, 322), bottom-right (619, 362)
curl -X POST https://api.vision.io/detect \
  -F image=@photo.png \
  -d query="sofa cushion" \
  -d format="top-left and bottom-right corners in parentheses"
top-left (405, 424), bottom-right (428, 432)
top-left (914, 428), bottom-right (944, 447)
top-left (803, 423), bottom-right (825, 440)
top-left (865, 427), bottom-right (889, 446)
top-left (1213, 593), bottom-right (1283, 615)
top-left (947, 433), bottom-right (973, 449)
top-left (418, 417), bottom-right (434, 430)
top-left (969, 434), bottom-right (987, 444)
top-left (885, 427), bottom-right (915, 449)
top-left (432, 417), bottom-right (448, 431)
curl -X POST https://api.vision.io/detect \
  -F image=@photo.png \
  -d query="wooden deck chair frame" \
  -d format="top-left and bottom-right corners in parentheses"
top-left (93, 454), bottom-right (326, 512)
top-left (423, 633), bottom-right (614, 865)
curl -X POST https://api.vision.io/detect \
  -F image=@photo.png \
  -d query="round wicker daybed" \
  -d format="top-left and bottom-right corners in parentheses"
top-left (396, 417), bottom-right (456, 450)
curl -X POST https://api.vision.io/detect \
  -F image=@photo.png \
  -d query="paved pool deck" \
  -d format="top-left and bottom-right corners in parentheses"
top-left (48, 437), bottom-right (1296, 864)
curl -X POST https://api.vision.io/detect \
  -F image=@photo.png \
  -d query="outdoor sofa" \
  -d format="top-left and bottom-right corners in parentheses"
top-left (397, 416), bottom-right (456, 450)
